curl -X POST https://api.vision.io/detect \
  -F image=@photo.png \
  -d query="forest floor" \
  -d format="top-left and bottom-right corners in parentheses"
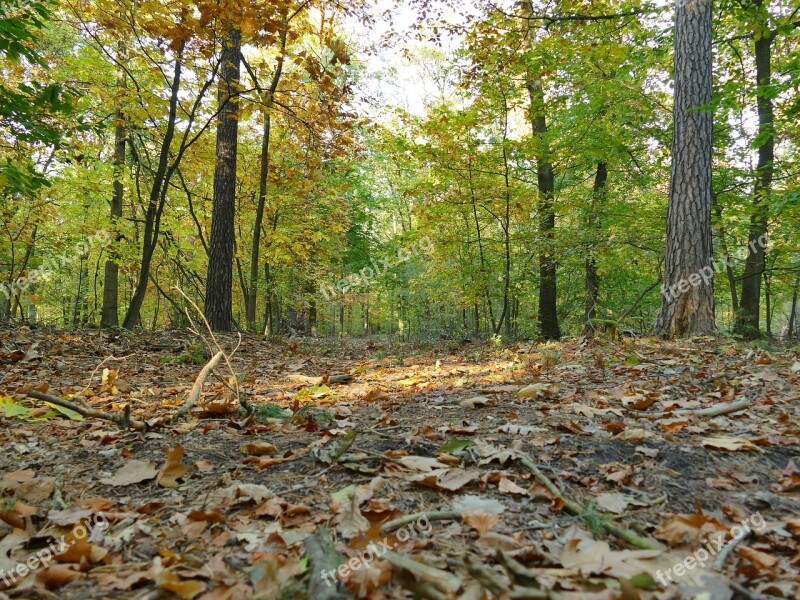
top-left (0, 327), bottom-right (798, 600)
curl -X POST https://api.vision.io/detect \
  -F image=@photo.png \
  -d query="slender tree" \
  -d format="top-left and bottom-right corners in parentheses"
top-left (654, 0), bottom-right (715, 337)
top-left (101, 41), bottom-right (126, 328)
top-left (205, 27), bottom-right (242, 331)
top-left (735, 0), bottom-right (775, 339)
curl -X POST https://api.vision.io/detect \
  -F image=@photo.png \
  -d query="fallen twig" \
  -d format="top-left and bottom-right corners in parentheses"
top-left (382, 550), bottom-right (462, 595)
top-left (303, 527), bottom-right (353, 600)
top-left (173, 351), bottom-right (224, 422)
top-left (641, 398), bottom-right (752, 420)
top-left (714, 526), bottom-right (751, 570)
top-left (27, 390), bottom-right (146, 431)
top-left (517, 454), bottom-right (660, 550)
top-left (380, 511), bottom-right (462, 535)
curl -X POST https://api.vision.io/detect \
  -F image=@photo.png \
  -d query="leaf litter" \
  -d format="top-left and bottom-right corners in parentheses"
top-left (0, 327), bottom-right (798, 598)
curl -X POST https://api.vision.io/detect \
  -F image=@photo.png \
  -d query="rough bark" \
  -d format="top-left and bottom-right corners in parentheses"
top-left (654, 0), bottom-right (715, 337)
top-left (735, 2), bottom-right (774, 339)
top-left (205, 28), bottom-right (242, 332)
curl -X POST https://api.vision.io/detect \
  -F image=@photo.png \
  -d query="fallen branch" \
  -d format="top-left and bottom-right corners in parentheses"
top-left (641, 398), bottom-right (752, 420)
top-left (517, 455), bottom-right (660, 550)
top-left (27, 390), bottom-right (146, 431)
top-left (382, 550), bottom-right (462, 595)
top-left (173, 351), bottom-right (224, 422)
top-left (380, 511), bottom-right (462, 535)
top-left (303, 527), bottom-right (353, 600)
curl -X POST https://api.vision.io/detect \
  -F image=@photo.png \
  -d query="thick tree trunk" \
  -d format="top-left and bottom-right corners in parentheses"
top-left (654, 0), bottom-right (715, 337)
top-left (583, 161), bottom-right (607, 337)
top-left (205, 28), bottom-right (242, 332)
top-left (101, 42), bottom-right (126, 329)
top-left (735, 7), bottom-right (774, 339)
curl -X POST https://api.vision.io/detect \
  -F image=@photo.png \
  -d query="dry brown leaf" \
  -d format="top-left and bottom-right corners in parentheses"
top-left (157, 445), bottom-right (189, 488)
top-left (155, 570), bottom-right (206, 599)
top-left (36, 564), bottom-right (82, 588)
top-left (100, 460), bottom-right (158, 486)
top-left (701, 437), bottom-right (758, 451)
top-left (241, 441), bottom-right (279, 456)
top-left (463, 512), bottom-right (499, 537)
top-left (498, 477), bottom-right (528, 495)
top-left (460, 396), bottom-right (490, 408)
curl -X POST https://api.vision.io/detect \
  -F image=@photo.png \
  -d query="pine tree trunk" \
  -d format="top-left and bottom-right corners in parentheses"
top-left (654, 0), bottom-right (715, 337)
top-left (101, 41), bottom-right (126, 329)
top-left (205, 28), bottom-right (242, 332)
top-left (735, 4), bottom-right (774, 339)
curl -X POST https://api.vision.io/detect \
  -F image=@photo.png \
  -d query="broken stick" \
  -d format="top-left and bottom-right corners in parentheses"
top-left (27, 390), bottom-right (146, 431)
top-left (173, 350), bottom-right (224, 421)
top-left (642, 398), bottom-right (752, 420)
top-left (517, 454), bottom-right (661, 550)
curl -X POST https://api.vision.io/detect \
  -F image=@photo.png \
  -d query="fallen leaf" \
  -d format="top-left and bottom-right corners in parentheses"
top-left (701, 437), bottom-right (758, 451)
top-left (100, 460), bottom-right (158, 486)
top-left (241, 441), bottom-right (279, 456)
top-left (157, 445), bottom-right (189, 487)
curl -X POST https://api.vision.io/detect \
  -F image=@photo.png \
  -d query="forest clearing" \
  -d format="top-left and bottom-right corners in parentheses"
top-left (1, 0), bottom-right (800, 598)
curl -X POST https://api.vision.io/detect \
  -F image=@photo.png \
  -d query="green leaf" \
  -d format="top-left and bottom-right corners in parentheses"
top-left (624, 354), bottom-right (640, 366)
top-left (438, 438), bottom-right (476, 454)
top-left (45, 402), bottom-right (84, 421)
top-left (0, 395), bottom-right (31, 417)
top-left (630, 572), bottom-right (658, 590)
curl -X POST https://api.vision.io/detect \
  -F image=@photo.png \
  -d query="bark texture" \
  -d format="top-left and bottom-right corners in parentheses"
top-left (654, 0), bottom-right (715, 337)
top-left (205, 29), bottom-right (242, 332)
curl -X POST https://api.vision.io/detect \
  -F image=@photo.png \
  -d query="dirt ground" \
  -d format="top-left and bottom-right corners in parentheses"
top-left (1, 327), bottom-right (798, 599)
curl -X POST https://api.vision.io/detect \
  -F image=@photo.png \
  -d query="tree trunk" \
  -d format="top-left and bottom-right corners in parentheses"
top-left (123, 42), bottom-right (185, 329)
top-left (101, 41), bottom-right (126, 329)
top-left (205, 28), bottom-right (242, 332)
top-left (735, 5), bottom-right (774, 339)
top-left (583, 161), bottom-right (607, 337)
top-left (246, 25), bottom-right (286, 329)
top-left (524, 6), bottom-right (560, 341)
top-left (654, 0), bottom-right (715, 337)
top-left (788, 276), bottom-right (799, 339)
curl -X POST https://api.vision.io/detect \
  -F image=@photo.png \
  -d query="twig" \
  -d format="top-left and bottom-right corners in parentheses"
top-left (173, 287), bottom-right (251, 416)
top-left (462, 555), bottom-right (509, 596)
top-left (640, 398), bottom-right (752, 420)
top-left (714, 526), bottom-right (751, 570)
top-left (27, 390), bottom-right (146, 431)
top-left (380, 511), bottom-right (462, 535)
top-left (303, 527), bottom-right (353, 600)
top-left (382, 550), bottom-right (462, 594)
top-left (173, 351), bottom-right (224, 422)
top-left (75, 354), bottom-right (136, 400)
top-left (516, 454), bottom-right (660, 550)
